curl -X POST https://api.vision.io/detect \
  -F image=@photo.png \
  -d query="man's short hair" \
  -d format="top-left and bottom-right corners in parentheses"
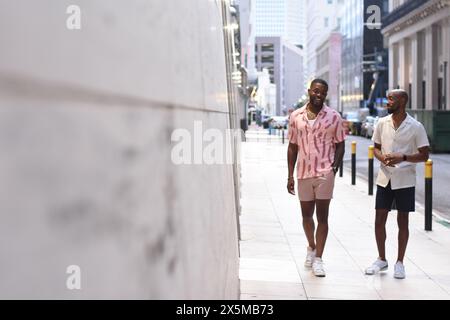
top-left (391, 89), bottom-right (409, 104)
top-left (310, 78), bottom-right (329, 90)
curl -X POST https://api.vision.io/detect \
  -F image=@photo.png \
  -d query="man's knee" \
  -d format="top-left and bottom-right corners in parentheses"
top-left (375, 218), bottom-right (386, 228)
top-left (317, 219), bottom-right (328, 225)
top-left (397, 213), bottom-right (409, 228)
top-left (375, 210), bottom-right (388, 227)
top-left (316, 212), bottom-right (329, 225)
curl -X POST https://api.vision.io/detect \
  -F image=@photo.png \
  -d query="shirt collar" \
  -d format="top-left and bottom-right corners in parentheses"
top-left (388, 113), bottom-right (412, 128)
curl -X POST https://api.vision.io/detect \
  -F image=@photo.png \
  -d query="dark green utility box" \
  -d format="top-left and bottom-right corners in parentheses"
top-left (409, 110), bottom-right (450, 153)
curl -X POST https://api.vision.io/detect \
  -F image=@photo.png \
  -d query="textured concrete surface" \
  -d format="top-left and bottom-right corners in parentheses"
top-left (0, 0), bottom-right (239, 299)
top-left (240, 129), bottom-right (450, 300)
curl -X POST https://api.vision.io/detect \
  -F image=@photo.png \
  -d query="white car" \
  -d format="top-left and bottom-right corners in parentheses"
top-left (269, 116), bottom-right (288, 129)
top-left (362, 116), bottom-right (379, 138)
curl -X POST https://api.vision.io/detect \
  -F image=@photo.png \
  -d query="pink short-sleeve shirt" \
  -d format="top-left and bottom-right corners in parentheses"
top-left (288, 104), bottom-right (346, 180)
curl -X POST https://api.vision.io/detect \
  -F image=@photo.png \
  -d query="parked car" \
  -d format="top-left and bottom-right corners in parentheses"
top-left (361, 116), bottom-right (379, 138)
top-left (269, 116), bottom-right (288, 129)
top-left (261, 114), bottom-right (271, 129)
top-left (344, 111), bottom-right (363, 136)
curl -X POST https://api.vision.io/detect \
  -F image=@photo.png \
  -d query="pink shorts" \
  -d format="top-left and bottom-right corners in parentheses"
top-left (297, 170), bottom-right (335, 202)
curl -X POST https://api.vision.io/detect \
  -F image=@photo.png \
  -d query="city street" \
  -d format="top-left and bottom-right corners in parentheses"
top-left (344, 135), bottom-right (450, 222)
top-left (247, 129), bottom-right (450, 222)
top-left (240, 130), bottom-right (450, 300)
top-left (1, 0), bottom-right (449, 301)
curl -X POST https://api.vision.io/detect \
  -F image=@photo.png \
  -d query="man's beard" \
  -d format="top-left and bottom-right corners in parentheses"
top-left (312, 99), bottom-right (323, 107)
top-left (387, 105), bottom-right (397, 114)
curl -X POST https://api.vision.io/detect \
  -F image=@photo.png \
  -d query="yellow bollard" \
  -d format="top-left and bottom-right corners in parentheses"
top-left (368, 146), bottom-right (374, 195)
top-left (425, 159), bottom-right (433, 179)
top-left (368, 145), bottom-right (374, 159)
top-left (351, 141), bottom-right (356, 185)
top-left (425, 159), bottom-right (433, 231)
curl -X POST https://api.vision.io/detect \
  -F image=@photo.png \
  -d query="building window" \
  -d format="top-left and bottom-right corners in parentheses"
top-left (327, 0), bottom-right (332, 4)
top-left (261, 44), bottom-right (274, 52)
top-left (261, 56), bottom-right (274, 63)
top-left (324, 17), bottom-right (329, 28)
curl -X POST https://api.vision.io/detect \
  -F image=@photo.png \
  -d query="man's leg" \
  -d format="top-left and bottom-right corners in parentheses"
top-left (300, 201), bottom-right (316, 250)
top-left (375, 209), bottom-right (389, 260)
top-left (397, 212), bottom-right (409, 262)
top-left (314, 199), bottom-right (330, 258)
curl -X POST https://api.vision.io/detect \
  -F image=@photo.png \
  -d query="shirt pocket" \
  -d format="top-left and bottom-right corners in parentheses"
top-left (392, 133), bottom-right (415, 152)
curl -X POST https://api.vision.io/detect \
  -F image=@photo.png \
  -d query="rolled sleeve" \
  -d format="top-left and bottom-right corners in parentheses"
top-left (416, 123), bottom-right (430, 148)
top-left (333, 117), bottom-right (347, 143)
top-left (372, 121), bottom-right (381, 145)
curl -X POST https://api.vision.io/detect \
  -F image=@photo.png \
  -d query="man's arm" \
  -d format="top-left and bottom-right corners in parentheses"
top-left (332, 141), bottom-right (345, 173)
top-left (374, 143), bottom-right (392, 166)
top-left (287, 142), bottom-right (298, 195)
top-left (385, 146), bottom-right (429, 165)
top-left (404, 146), bottom-right (430, 163)
top-left (374, 143), bottom-right (385, 162)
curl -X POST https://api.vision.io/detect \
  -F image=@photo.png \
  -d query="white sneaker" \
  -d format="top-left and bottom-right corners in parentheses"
top-left (394, 261), bottom-right (405, 279)
top-left (365, 258), bottom-right (388, 275)
top-left (304, 247), bottom-right (316, 268)
top-left (312, 257), bottom-right (326, 277)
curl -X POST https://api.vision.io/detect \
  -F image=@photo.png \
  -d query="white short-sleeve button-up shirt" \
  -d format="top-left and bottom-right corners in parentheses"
top-left (372, 114), bottom-right (429, 190)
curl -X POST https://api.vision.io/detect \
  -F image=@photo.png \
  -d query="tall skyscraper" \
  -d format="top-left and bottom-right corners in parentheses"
top-left (306, 0), bottom-right (343, 82)
top-left (299, 0), bottom-right (307, 48)
top-left (237, 0), bottom-right (258, 81)
top-left (255, 0), bottom-right (303, 46)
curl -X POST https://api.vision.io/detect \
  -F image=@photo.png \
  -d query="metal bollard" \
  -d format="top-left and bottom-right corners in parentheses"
top-left (351, 141), bottom-right (356, 185)
top-left (368, 146), bottom-right (374, 195)
top-left (339, 160), bottom-right (343, 177)
top-left (425, 159), bottom-right (433, 231)
top-left (282, 129), bottom-right (285, 144)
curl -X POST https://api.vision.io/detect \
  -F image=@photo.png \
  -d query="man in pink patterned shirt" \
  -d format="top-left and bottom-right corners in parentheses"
top-left (287, 79), bottom-right (346, 277)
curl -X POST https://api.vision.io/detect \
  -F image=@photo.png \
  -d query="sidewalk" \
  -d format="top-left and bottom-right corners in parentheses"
top-left (239, 130), bottom-right (450, 300)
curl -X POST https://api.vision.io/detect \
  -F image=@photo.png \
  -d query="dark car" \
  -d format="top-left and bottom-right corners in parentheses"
top-left (262, 114), bottom-right (271, 129)
top-left (344, 111), bottom-right (362, 136)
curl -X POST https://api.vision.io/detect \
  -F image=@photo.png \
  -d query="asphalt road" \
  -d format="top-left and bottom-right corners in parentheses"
top-left (342, 135), bottom-right (450, 221)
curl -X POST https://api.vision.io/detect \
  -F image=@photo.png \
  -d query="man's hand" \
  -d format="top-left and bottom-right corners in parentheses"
top-left (287, 177), bottom-right (295, 195)
top-left (384, 153), bottom-right (404, 166)
top-left (343, 120), bottom-right (350, 135)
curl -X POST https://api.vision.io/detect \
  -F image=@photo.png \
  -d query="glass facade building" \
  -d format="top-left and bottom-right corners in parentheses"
top-left (255, 0), bottom-right (303, 45)
top-left (340, 0), bottom-right (389, 112)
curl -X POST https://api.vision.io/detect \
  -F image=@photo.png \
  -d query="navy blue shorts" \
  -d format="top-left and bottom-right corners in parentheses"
top-left (375, 182), bottom-right (415, 212)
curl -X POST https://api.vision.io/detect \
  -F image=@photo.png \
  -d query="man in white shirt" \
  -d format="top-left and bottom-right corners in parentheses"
top-left (365, 89), bottom-right (429, 279)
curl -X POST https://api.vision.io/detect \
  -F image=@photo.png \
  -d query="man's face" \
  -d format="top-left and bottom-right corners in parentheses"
top-left (386, 92), bottom-right (401, 114)
top-left (308, 83), bottom-right (328, 108)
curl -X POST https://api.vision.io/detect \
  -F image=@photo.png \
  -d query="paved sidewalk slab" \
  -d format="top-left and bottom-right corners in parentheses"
top-left (239, 133), bottom-right (450, 300)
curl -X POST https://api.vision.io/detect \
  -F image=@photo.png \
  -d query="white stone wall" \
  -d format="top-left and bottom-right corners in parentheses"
top-left (283, 43), bottom-right (304, 109)
top-left (0, 0), bottom-right (240, 299)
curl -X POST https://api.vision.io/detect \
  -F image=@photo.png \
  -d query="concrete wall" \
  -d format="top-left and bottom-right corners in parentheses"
top-left (283, 43), bottom-right (304, 110)
top-left (0, 0), bottom-right (240, 299)
top-left (328, 33), bottom-right (342, 110)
